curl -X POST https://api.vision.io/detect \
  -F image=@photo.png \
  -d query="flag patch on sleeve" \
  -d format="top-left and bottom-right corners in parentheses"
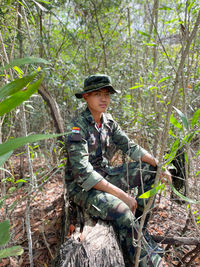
top-left (72, 127), bottom-right (80, 133)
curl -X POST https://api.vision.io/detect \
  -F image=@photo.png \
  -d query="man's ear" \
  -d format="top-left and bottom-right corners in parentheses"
top-left (83, 93), bottom-right (88, 101)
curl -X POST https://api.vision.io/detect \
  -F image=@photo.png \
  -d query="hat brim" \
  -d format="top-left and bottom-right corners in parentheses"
top-left (75, 85), bottom-right (118, 99)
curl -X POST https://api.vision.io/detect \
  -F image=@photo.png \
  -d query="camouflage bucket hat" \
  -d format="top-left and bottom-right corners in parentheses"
top-left (75, 74), bottom-right (118, 99)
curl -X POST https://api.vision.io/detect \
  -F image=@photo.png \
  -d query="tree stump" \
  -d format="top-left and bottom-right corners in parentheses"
top-left (52, 198), bottom-right (126, 267)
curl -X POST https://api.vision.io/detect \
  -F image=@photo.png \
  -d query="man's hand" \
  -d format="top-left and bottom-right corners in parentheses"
top-left (122, 194), bottom-right (137, 214)
top-left (161, 169), bottom-right (172, 184)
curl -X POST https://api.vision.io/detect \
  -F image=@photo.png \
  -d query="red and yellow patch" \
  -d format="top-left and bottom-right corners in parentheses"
top-left (72, 127), bottom-right (80, 133)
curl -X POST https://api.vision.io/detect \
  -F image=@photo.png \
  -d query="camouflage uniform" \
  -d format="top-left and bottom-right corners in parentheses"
top-left (65, 107), bottom-right (163, 266)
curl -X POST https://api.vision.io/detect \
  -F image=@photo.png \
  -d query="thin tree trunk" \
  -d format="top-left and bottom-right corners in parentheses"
top-left (17, 4), bottom-right (35, 266)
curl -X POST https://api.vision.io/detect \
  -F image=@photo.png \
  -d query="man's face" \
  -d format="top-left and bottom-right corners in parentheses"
top-left (83, 88), bottom-right (110, 113)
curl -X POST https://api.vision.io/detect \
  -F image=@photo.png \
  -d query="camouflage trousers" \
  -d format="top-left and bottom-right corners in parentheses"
top-left (70, 162), bottom-right (163, 266)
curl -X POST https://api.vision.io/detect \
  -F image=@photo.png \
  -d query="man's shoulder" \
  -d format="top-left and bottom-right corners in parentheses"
top-left (103, 112), bottom-right (117, 126)
top-left (67, 109), bottom-right (91, 133)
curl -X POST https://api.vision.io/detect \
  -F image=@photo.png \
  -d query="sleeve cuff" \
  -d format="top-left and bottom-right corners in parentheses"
top-left (81, 171), bottom-right (104, 191)
top-left (129, 147), bottom-right (148, 161)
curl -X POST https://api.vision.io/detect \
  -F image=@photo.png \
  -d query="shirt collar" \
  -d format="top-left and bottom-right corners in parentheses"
top-left (83, 107), bottom-right (113, 126)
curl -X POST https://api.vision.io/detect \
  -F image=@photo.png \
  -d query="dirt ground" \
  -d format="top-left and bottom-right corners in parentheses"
top-left (0, 155), bottom-right (200, 267)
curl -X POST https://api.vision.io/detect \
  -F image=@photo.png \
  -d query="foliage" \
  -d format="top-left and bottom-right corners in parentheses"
top-left (0, 220), bottom-right (24, 259)
top-left (0, 0), bottom-right (200, 263)
top-left (0, 56), bottom-right (64, 260)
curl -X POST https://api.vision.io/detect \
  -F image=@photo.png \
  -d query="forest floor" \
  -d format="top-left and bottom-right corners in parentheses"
top-left (0, 155), bottom-right (200, 267)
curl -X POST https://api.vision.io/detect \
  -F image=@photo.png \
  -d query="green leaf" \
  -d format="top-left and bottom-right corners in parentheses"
top-left (0, 74), bottom-right (44, 116)
top-left (143, 42), bottom-right (156, 47)
top-left (170, 114), bottom-right (182, 129)
top-left (170, 184), bottom-right (200, 205)
top-left (137, 31), bottom-right (150, 37)
top-left (0, 72), bottom-right (38, 99)
top-left (139, 184), bottom-right (164, 199)
top-left (0, 133), bottom-right (66, 157)
top-left (0, 57), bottom-right (50, 73)
top-left (37, 0), bottom-right (51, 3)
top-left (168, 129), bottom-right (176, 137)
top-left (0, 220), bottom-right (10, 246)
top-left (0, 246), bottom-right (24, 259)
top-left (15, 179), bottom-right (27, 184)
top-left (157, 76), bottom-right (171, 84)
top-left (0, 151), bottom-right (13, 167)
top-left (129, 85), bottom-right (144, 89)
top-left (159, 5), bottom-right (173, 10)
top-left (173, 106), bottom-right (189, 130)
top-left (191, 108), bottom-right (200, 128)
top-left (149, 86), bottom-right (157, 91)
top-left (8, 187), bottom-right (16, 193)
top-left (164, 139), bottom-right (179, 162)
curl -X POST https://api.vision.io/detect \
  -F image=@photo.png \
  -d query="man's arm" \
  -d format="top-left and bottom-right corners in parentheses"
top-left (141, 152), bottom-right (157, 167)
top-left (93, 179), bottom-right (137, 213)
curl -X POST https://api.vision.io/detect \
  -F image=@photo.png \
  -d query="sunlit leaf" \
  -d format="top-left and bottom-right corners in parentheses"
top-left (158, 76), bottom-right (171, 84)
top-left (0, 57), bottom-right (50, 73)
top-left (168, 129), bottom-right (176, 137)
top-left (149, 86), bottom-right (157, 91)
top-left (0, 133), bottom-right (66, 157)
top-left (0, 72), bottom-right (38, 99)
top-left (173, 107), bottom-right (189, 130)
top-left (129, 85), bottom-right (144, 89)
top-left (15, 179), bottom-right (28, 184)
top-left (144, 42), bottom-right (156, 46)
top-left (0, 75), bottom-right (44, 116)
top-left (138, 31), bottom-right (150, 37)
top-left (170, 114), bottom-right (182, 129)
top-left (139, 184), bottom-right (164, 199)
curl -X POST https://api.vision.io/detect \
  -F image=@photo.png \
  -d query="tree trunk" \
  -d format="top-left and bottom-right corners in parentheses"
top-left (52, 200), bottom-right (126, 267)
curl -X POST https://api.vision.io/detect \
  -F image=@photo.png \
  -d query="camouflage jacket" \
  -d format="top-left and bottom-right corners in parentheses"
top-left (65, 107), bottom-right (147, 195)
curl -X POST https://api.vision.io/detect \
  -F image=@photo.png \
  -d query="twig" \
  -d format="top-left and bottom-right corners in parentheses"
top-left (40, 226), bottom-right (54, 259)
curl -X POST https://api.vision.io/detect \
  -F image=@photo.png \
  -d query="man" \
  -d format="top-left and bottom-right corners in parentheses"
top-left (65, 74), bottom-right (171, 266)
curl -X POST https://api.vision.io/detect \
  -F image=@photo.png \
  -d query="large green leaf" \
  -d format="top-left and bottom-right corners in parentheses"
top-left (157, 76), bottom-right (171, 84)
top-left (173, 107), bottom-right (189, 130)
top-left (0, 220), bottom-right (10, 246)
top-left (0, 246), bottom-right (24, 259)
top-left (0, 74), bottom-right (44, 116)
top-left (0, 133), bottom-right (66, 157)
top-left (0, 57), bottom-right (50, 73)
top-left (0, 72), bottom-right (38, 99)
top-left (170, 184), bottom-right (200, 205)
top-left (139, 183), bottom-right (165, 199)
top-left (0, 151), bottom-right (13, 167)
top-left (170, 114), bottom-right (182, 129)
